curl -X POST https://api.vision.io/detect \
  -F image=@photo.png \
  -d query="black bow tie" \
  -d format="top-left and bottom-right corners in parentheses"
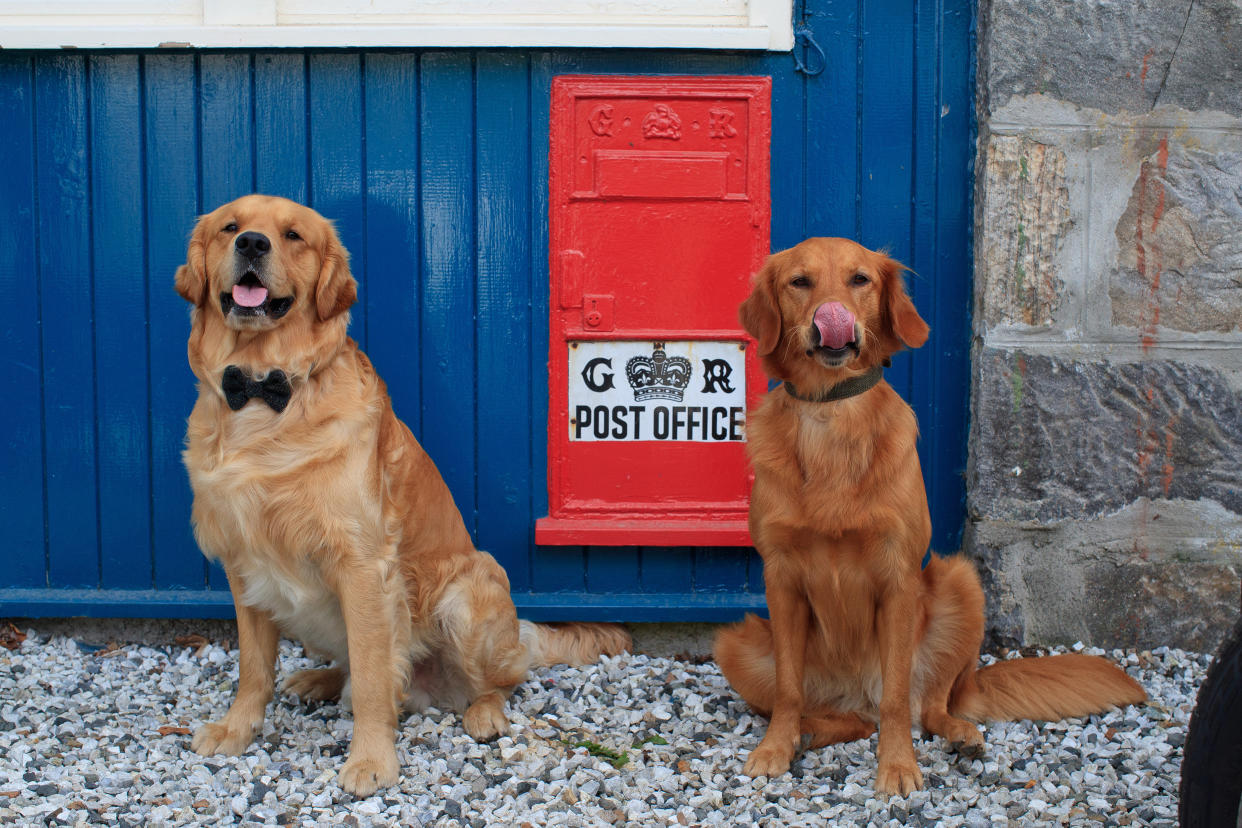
top-left (221, 365), bottom-right (292, 413)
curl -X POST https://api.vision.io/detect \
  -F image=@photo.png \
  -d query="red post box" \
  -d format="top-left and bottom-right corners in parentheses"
top-left (535, 75), bottom-right (771, 547)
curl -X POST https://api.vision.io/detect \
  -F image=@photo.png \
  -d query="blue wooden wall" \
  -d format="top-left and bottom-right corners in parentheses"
top-left (0, 0), bottom-right (974, 621)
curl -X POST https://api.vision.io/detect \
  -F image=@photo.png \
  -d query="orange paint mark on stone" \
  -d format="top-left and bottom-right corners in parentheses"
top-left (1135, 164), bottom-right (1148, 280)
top-left (1161, 416), bottom-right (1178, 497)
top-left (1136, 413), bottom-right (1154, 477)
top-left (1141, 48), bottom-right (1155, 83)
top-left (1152, 136), bottom-right (1168, 232)
top-left (1137, 135), bottom-right (1170, 354)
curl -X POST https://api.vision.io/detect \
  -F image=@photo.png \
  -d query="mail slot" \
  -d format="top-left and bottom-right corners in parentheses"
top-left (536, 75), bottom-right (771, 547)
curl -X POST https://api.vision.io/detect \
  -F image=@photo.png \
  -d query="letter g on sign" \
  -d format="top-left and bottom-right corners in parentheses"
top-left (581, 357), bottom-right (615, 392)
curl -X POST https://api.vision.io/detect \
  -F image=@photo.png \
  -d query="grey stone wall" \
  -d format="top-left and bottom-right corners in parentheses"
top-left (971, 0), bottom-right (1242, 652)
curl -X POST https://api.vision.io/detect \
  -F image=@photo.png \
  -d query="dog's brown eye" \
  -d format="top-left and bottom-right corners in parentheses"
top-left (850, 272), bottom-right (870, 286)
top-left (222, 222), bottom-right (238, 233)
top-left (285, 229), bottom-right (302, 241)
top-left (791, 275), bottom-right (811, 288)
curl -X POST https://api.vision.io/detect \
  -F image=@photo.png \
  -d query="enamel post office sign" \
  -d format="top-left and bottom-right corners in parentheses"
top-left (568, 340), bottom-right (747, 443)
top-left (536, 76), bottom-right (771, 546)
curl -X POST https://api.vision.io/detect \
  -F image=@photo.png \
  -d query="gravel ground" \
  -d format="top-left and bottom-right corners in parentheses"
top-left (0, 627), bottom-right (1200, 827)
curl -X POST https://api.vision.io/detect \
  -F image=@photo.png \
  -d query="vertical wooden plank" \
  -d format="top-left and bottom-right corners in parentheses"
top-left (90, 54), bottom-right (153, 590)
top-left (145, 53), bottom-right (204, 589)
top-left (539, 547), bottom-right (587, 593)
top-left (363, 53), bottom-right (422, 436)
top-left (766, 48), bottom-right (807, 251)
top-left (35, 55), bottom-right (100, 589)
top-left (746, 548), bottom-right (766, 595)
top-left (309, 52), bottom-right (366, 346)
top-left (859, 0), bottom-right (917, 410)
top-left (254, 53), bottom-right (308, 203)
top-left (200, 53), bottom-right (254, 207)
top-left (907, 0), bottom-right (940, 547)
top-left (585, 547), bottom-right (642, 596)
top-left (857, 0), bottom-right (917, 250)
top-left (419, 52), bottom-right (478, 538)
top-left (584, 547), bottom-right (638, 595)
top-left (0, 55), bottom-right (47, 588)
top-left (803, 0), bottom-right (859, 241)
top-left (527, 52), bottom-right (582, 594)
top-left (694, 548), bottom-right (750, 593)
top-left (475, 52), bottom-right (533, 588)
top-left (641, 547), bottom-right (693, 594)
top-left (931, 0), bottom-right (974, 552)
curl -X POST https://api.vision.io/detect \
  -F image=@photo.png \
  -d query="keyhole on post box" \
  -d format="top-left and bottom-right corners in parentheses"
top-left (582, 294), bottom-right (614, 331)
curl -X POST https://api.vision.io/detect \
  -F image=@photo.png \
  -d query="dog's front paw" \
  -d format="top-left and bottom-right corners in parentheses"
top-left (339, 748), bottom-right (400, 797)
top-left (191, 719), bottom-right (257, 756)
top-left (743, 742), bottom-right (794, 778)
top-left (875, 757), bottom-right (923, 796)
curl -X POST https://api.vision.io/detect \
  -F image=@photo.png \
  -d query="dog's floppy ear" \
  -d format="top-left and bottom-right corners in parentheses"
top-left (315, 227), bottom-right (358, 322)
top-left (739, 256), bottom-right (783, 356)
top-left (881, 257), bottom-right (929, 349)
top-left (174, 218), bottom-right (209, 306)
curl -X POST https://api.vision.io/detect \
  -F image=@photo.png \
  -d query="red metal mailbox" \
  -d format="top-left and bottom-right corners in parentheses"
top-left (535, 75), bottom-right (771, 546)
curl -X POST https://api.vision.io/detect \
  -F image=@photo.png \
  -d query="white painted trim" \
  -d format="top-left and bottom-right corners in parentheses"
top-left (0, 1), bottom-right (794, 51)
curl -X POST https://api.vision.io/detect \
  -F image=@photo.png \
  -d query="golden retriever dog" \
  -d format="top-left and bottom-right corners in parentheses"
top-left (175, 194), bottom-right (629, 796)
top-left (714, 238), bottom-right (1145, 795)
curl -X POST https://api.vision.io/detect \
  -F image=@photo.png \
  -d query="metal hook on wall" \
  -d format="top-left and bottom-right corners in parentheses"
top-left (793, 22), bottom-right (826, 77)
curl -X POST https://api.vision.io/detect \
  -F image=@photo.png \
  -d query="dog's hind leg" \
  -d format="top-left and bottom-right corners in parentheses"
top-left (714, 614), bottom-right (778, 716)
top-left (719, 619), bottom-right (876, 748)
top-left (920, 667), bottom-right (985, 758)
top-left (916, 555), bottom-right (986, 757)
top-left (801, 711), bottom-right (876, 748)
top-left (437, 555), bottom-right (532, 742)
top-left (283, 666), bottom-right (346, 702)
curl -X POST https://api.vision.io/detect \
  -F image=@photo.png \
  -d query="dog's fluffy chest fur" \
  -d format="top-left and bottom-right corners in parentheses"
top-left (184, 374), bottom-right (382, 661)
top-left (748, 387), bottom-right (920, 540)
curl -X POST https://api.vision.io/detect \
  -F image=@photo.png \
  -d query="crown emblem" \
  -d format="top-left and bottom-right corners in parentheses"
top-left (626, 343), bottom-right (692, 402)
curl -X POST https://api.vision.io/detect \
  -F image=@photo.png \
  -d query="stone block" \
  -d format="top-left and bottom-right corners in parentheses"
top-left (968, 500), bottom-right (1242, 651)
top-left (983, 0), bottom-right (1242, 118)
top-left (970, 349), bottom-right (1242, 522)
top-left (1085, 560), bottom-right (1240, 652)
top-left (1111, 143), bottom-right (1242, 336)
top-left (979, 137), bottom-right (1072, 327)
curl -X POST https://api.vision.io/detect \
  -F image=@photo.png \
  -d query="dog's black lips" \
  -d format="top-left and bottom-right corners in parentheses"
top-left (220, 272), bottom-right (294, 319)
top-left (807, 342), bottom-right (861, 360)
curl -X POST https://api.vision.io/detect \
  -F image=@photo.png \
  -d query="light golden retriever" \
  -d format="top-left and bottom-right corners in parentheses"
top-left (176, 195), bottom-right (629, 796)
top-left (714, 238), bottom-right (1145, 795)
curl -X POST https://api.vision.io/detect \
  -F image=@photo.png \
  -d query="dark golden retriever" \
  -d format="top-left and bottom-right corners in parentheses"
top-left (176, 195), bottom-right (629, 796)
top-left (714, 238), bottom-right (1145, 795)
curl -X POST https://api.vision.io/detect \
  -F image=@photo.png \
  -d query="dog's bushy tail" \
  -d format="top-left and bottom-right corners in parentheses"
top-left (520, 621), bottom-right (631, 668)
top-left (950, 653), bottom-right (1146, 723)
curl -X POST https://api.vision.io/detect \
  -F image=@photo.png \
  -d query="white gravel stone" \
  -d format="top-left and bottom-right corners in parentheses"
top-left (0, 631), bottom-right (1201, 826)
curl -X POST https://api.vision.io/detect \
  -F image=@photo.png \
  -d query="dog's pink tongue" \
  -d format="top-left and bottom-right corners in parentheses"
top-left (814, 302), bottom-right (856, 349)
top-left (232, 283), bottom-right (268, 308)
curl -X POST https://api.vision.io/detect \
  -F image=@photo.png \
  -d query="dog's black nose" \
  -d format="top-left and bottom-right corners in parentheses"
top-left (235, 231), bottom-right (271, 261)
